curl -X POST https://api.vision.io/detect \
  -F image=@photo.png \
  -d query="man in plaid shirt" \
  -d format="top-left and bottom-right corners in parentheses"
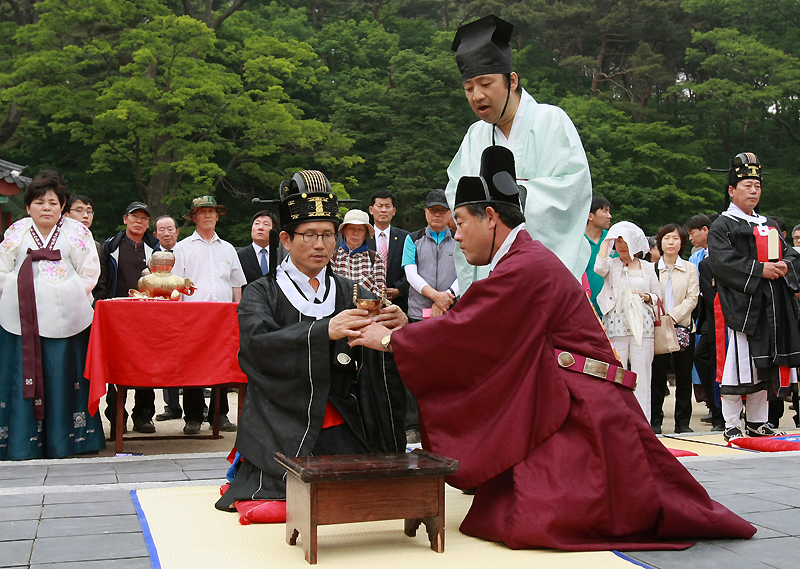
top-left (331, 209), bottom-right (387, 297)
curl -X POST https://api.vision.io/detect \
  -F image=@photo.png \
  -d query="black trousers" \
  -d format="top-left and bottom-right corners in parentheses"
top-left (651, 335), bottom-right (694, 429)
top-left (693, 332), bottom-right (723, 426)
top-left (105, 387), bottom-right (155, 425)
top-left (162, 388), bottom-right (182, 414)
top-left (183, 388), bottom-right (228, 423)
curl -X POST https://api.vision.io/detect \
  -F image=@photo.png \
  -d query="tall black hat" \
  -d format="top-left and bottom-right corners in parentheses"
top-left (728, 152), bottom-right (762, 188)
top-left (278, 170), bottom-right (340, 232)
top-left (454, 146), bottom-right (522, 210)
top-left (452, 15), bottom-right (514, 82)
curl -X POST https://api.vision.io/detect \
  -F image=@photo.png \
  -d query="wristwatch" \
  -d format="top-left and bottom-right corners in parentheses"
top-left (381, 333), bottom-right (393, 353)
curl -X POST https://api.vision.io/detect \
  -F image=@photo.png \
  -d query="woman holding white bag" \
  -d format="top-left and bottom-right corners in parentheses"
top-left (595, 221), bottom-right (661, 421)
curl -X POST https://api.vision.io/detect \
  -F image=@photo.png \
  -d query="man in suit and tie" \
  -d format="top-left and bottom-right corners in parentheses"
top-left (237, 210), bottom-right (287, 286)
top-left (367, 191), bottom-right (410, 314)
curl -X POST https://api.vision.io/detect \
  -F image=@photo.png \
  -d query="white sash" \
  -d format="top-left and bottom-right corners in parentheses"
top-left (276, 265), bottom-right (337, 319)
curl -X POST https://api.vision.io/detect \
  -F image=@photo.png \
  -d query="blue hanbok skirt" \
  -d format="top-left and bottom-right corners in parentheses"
top-left (0, 325), bottom-right (105, 460)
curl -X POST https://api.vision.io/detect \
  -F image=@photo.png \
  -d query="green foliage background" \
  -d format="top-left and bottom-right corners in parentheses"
top-left (2, 0), bottom-right (800, 245)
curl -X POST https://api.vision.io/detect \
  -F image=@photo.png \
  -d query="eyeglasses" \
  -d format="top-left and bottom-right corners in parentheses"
top-left (295, 232), bottom-right (336, 244)
top-left (70, 207), bottom-right (94, 216)
top-left (128, 214), bottom-right (149, 222)
top-left (372, 205), bottom-right (394, 211)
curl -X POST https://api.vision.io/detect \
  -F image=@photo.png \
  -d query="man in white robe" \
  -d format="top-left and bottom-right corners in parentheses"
top-left (446, 14), bottom-right (592, 290)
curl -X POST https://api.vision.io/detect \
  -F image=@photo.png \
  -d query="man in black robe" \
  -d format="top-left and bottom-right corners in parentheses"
top-left (708, 152), bottom-right (800, 442)
top-left (216, 170), bottom-right (406, 513)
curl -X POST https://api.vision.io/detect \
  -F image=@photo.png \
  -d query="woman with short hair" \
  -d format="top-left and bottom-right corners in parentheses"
top-left (0, 173), bottom-right (104, 460)
top-left (650, 223), bottom-right (700, 434)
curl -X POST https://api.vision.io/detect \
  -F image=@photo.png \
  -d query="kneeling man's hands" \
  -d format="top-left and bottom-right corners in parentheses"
top-left (372, 304), bottom-right (408, 331)
top-left (348, 322), bottom-right (391, 351)
top-left (329, 309), bottom-right (372, 340)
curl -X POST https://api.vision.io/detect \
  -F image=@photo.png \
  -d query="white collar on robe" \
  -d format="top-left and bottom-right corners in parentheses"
top-left (722, 202), bottom-right (767, 225)
top-left (488, 223), bottom-right (526, 273)
top-left (491, 90), bottom-right (533, 150)
top-left (277, 256), bottom-right (336, 319)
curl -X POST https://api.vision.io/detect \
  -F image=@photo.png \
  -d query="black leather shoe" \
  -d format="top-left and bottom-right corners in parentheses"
top-left (651, 425), bottom-right (662, 435)
top-left (675, 425), bottom-right (694, 434)
top-left (132, 420), bottom-right (156, 434)
top-left (700, 412), bottom-right (713, 423)
top-left (155, 410), bottom-right (181, 421)
top-left (213, 415), bottom-right (237, 432)
top-left (183, 420), bottom-right (201, 435)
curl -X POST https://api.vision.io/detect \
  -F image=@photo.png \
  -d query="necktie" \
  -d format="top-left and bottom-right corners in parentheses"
top-left (309, 277), bottom-right (320, 293)
top-left (259, 248), bottom-right (268, 275)
top-left (379, 232), bottom-right (388, 260)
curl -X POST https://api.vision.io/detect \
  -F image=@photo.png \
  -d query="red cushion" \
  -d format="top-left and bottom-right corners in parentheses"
top-left (234, 500), bottom-right (287, 525)
top-left (667, 448), bottom-right (698, 457)
top-left (220, 483), bottom-right (230, 496)
top-left (731, 435), bottom-right (800, 452)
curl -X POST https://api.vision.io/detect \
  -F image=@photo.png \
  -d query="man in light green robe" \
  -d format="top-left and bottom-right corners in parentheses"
top-left (447, 15), bottom-right (592, 292)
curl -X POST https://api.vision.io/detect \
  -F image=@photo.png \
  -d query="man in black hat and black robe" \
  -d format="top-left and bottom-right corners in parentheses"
top-left (216, 170), bottom-right (407, 517)
top-left (708, 152), bottom-right (800, 442)
top-left (352, 146), bottom-right (755, 551)
top-left (446, 14), bottom-right (592, 291)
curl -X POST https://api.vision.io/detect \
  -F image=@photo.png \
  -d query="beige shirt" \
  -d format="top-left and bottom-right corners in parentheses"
top-left (657, 257), bottom-right (699, 328)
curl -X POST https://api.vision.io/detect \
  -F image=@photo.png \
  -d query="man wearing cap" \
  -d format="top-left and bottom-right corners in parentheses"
top-left (216, 171), bottom-right (407, 517)
top-left (173, 195), bottom-right (246, 435)
top-left (400, 189), bottom-right (458, 444)
top-left (237, 210), bottom-right (287, 289)
top-left (352, 145), bottom-right (756, 550)
top-left (402, 189), bottom-right (459, 321)
top-left (708, 153), bottom-right (800, 442)
top-left (446, 14), bottom-right (592, 292)
top-left (102, 201), bottom-right (161, 434)
top-left (331, 209), bottom-right (387, 296)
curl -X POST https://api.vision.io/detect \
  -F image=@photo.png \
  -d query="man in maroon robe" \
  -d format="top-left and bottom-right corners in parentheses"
top-left (350, 145), bottom-right (755, 551)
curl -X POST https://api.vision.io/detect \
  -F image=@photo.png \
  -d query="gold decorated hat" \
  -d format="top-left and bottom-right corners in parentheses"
top-left (278, 170), bottom-right (340, 231)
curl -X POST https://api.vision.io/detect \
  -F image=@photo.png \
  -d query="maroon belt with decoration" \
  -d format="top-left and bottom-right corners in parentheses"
top-left (555, 350), bottom-right (637, 390)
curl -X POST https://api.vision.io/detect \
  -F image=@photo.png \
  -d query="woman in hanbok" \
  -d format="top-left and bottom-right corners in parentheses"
top-left (0, 173), bottom-right (104, 460)
top-left (595, 221), bottom-right (660, 422)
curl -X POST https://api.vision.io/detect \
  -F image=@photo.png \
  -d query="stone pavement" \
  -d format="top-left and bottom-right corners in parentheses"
top-left (2, 449), bottom-right (800, 568)
top-left (0, 452), bottom-right (230, 568)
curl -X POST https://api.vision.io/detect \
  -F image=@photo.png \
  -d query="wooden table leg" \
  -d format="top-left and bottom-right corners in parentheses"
top-left (425, 476), bottom-right (446, 552)
top-left (286, 475), bottom-right (318, 564)
top-left (115, 386), bottom-right (126, 454)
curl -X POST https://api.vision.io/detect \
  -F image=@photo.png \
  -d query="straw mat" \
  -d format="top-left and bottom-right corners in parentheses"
top-left (133, 485), bottom-right (641, 569)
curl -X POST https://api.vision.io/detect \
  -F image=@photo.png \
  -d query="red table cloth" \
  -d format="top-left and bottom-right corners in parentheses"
top-left (85, 299), bottom-right (247, 416)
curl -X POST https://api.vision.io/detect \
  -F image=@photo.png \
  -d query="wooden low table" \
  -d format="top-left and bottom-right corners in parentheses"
top-left (276, 450), bottom-right (459, 565)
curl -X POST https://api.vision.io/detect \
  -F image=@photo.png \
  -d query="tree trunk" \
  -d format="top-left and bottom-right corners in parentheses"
top-left (0, 104), bottom-right (23, 146)
top-left (590, 32), bottom-right (607, 99)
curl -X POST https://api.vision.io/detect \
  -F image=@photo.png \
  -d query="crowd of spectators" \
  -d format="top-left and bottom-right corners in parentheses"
top-left (2, 157), bottom-right (799, 460)
top-left (585, 183), bottom-right (800, 438)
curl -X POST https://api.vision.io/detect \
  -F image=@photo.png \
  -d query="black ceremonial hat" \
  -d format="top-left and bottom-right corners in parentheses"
top-left (728, 152), bottom-right (762, 188)
top-left (278, 170), bottom-right (340, 231)
top-left (452, 15), bottom-right (514, 82)
top-left (454, 146), bottom-right (521, 210)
